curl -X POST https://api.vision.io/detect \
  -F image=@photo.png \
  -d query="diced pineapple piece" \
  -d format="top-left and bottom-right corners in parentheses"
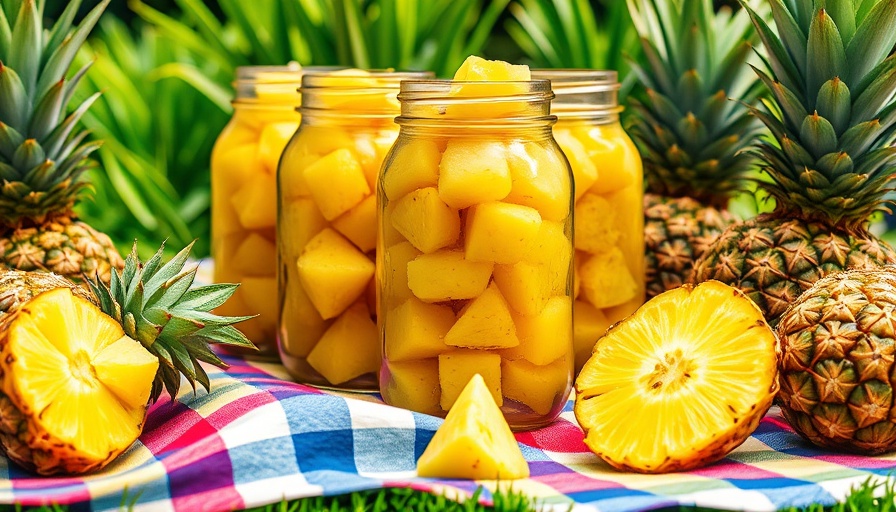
top-left (332, 194), bottom-right (377, 253)
top-left (382, 359), bottom-right (441, 416)
top-left (573, 300), bottom-right (612, 371)
top-left (382, 139), bottom-right (442, 201)
top-left (505, 141), bottom-right (570, 221)
top-left (213, 143), bottom-right (263, 186)
top-left (579, 248), bottom-right (638, 309)
top-left (445, 283), bottom-right (519, 349)
top-left (385, 298), bottom-right (454, 361)
top-left (306, 303), bottom-right (379, 385)
top-left (574, 193), bottom-right (620, 254)
top-left (503, 356), bottom-right (571, 416)
top-left (525, 221), bottom-right (572, 295)
top-left (438, 141), bottom-right (512, 209)
top-left (280, 282), bottom-right (329, 358)
top-left (240, 277), bottom-right (278, 320)
top-left (501, 296), bottom-right (571, 365)
top-left (233, 233), bottom-right (276, 277)
top-left (453, 55), bottom-right (531, 81)
top-left (406, 250), bottom-right (493, 302)
top-left (575, 124), bottom-right (639, 194)
top-left (383, 242), bottom-right (423, 303)
top-left (439, 350), bottom-right (502, 409)
top-left (216, 117), bottom-right (259, 147)
top-left (278, 149), bottom-right (320, 198)
top-left (231, 173), bottom-right (277, 229)
top-left (390, 187), bottom-right (460, 253)
top-left (554, 129), bottom-right (597, 201)
top-left (304, 148), bottom-right (370, 220)
top-left (447, 56), bottom-right (533, 119)
top-left (493, 261), bottom-right (552, 317)
top-left (352, 134), bottom-right (382, 189)
top-left (297, 229), bottom-right (376, 319)
top-left (280, 198), bottom-right (328, 260)
top-left (465, 202), bottom-right (541, 264)
top-left (417, 374), bottom-right (529, 480)
top-left (294, 125), bottom-right (355, 157)
top-left (258, 122), bottom-right (299, 173)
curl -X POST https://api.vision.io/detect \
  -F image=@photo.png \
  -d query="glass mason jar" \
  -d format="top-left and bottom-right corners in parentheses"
top-left (278, 70), bottom-right (432, 390)
top-left (531, 70), bottom-right (645, 374)
top-left (211, 65), bottom-right (309, 358)
top-left (378, 79), bottom-right (574, 430)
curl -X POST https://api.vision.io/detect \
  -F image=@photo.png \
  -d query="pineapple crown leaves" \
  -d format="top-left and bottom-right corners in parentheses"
top-left (625, 0), bottom-right (765, 204)
top-left (86, 241), bottom-right (257, 403)
top-left (741, 0), bottom-right (896, 230)
top-left (0, 0), bottom-right (109, 226)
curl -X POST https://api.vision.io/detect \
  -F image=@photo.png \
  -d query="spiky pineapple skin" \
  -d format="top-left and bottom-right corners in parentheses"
top-left (692, 215), bottom-right (896, 325)
top-left (0, 269), bottom-right (94, 316)
top-left (776, 268), bottom-right (896, 455)
top-left (644, 194), bottom-right (738, 298)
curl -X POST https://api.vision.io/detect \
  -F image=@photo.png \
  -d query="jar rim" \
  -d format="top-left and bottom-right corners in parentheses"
top-left (301, 70), bottom-right (433, 89)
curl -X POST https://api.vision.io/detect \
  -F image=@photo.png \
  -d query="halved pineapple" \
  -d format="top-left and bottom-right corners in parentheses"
top-left (0, 287), bottom-right (158, 475)
top-left (574, 280), bottom-right (777, 473)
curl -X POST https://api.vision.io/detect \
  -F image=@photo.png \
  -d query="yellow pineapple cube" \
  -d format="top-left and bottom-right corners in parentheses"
top-left (306, 303), bottom-right (379, 385)
top-left (439, 350), bottom-right (502, 409)
top-left (573, 300), bottom-right (612, 371)
top-left (465, 202), bottom-right (542, 264)
top-left (453, 55), bottom-right (530, 81)
top-left (280, 198), bottom-right (328, 262)
top-left (385, 298), bottom-right (455, 361)
top-left (280, 283), bottom-right (329, 358)
top-left (417, 374), bottom-right (529, 480)
top-left (382, 359), bottom-right (441, 416)
top-left (579, 247), bottom-right (638, 309)
top-left (304, 148), bottom-right (370, 220)
top-left (406, 250), bottom-right (493, 302)
top-left (233, 233), bottom-right (276, 277)
top-left (501, 296), bottom-right (571, 365)
top-left (390, 187), bottom-right (460, 253)
top-left (383, 242), bottom-right (423, 304)
top-left (575, 124), bottom-right (639, 195)
top-left (447, 56), bottom-right (532, 119)
top-left (445, 283), bottom-right (519, 349)
top-left (352, 134), bottom-right (380, 190)
top-left (278, 149), bottom-right (320, 198)
top-left (554, 129), bottom-right (597, 201)
top-left (294, 125), bottom-right (355, 157)
top-left (240, 277), bottom-right (278, 319)
top-left (525, 220), bottom-right (572, 294)
top-left (505, 141), bottom-right (570, 221)
top-left (438, 140), bottom-right (512, 209)
top-left (258, 121), bottom-right (299, 173)
top-left (502, 356), bottom-right (571, 416)
top-left (332, 194), bottom-right (377, 253)
top-left (382, 138), bottom-right (442, 201)
top-left (231, 173), bottom-right (277, 229)
top-left (213, 143), bottom-right (263, 186)
top-left (493, 261), bottom-right (552, 316)
top-left (297, 228), bottom-right (375, 319)
top-left (574, 193), bottom-right (620, 254)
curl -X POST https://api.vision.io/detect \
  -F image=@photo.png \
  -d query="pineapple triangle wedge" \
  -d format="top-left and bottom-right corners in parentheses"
top-left (417, 374), bottom-right (529, 480)
top-left (574, 280), bottom-right (778, 473)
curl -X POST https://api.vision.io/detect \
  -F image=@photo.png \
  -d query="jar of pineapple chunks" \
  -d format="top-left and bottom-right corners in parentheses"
top-left (531, 70), bottom-right (645, 373)
top-left (211, 65), bottom-right (312, 359)
top-left (379, 78), bottom-right (574, 430)
top-left (278, 69), bottom-right (432, 390)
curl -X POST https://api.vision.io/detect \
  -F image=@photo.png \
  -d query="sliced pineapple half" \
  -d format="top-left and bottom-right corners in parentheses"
top-left (0, 288), bottom-right (158, 475)
top-left (574, 280), bottom-right (778, 473)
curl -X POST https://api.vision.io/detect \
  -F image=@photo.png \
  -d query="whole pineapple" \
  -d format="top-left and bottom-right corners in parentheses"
top-left (626, 0), bottom-right (764, 298)
top-left (0, 243), bottom-right (256, 475)
top-left (692, 0), bottom-right (896, 325)
top-left (0, 0), bottom-right (123, 283)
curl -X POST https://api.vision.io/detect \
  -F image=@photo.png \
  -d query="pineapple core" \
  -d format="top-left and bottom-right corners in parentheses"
top-left (3, 288), bottom-right (158, 469)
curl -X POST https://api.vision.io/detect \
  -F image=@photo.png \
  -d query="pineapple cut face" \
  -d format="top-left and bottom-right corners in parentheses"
top-left (574, 280), bottom-right (778, 473)
top-left (1, 288), bottom-right (158, 473)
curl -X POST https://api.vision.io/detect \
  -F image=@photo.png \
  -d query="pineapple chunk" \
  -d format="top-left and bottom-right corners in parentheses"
top-left (294, 125), bottom-right (355, 157)
top-left (280, 198), bottom-right (328, 265)
top-left (233, 233), bottom-right (276, 277)
top-left (503, 356), bottom-right (571, 416)
top-left (554, 129), bottom-right (597, 201)
top-left (447, 56), bottom-right (532, 119)
top-left (306, 303), bottom-right (379, 385)
top-left (453, 55), bottom-right (530, 81)
top-left (213, 143), bottom-right (263, 186)
top-left (445, 283), bottom-right (519, 349)
top-left (406, 250), bottom-right (493, 302)
top-left (332, 194), bottom-right (377, 253)
top-left (417, 374), bottom-right (529, 480)
top-left (280, 283), bottom-right (329, 358)
top-left (505, 141), bottom-right (570, 221)
top-left (385, 298), bottom-right (454, 361)
top-left (92, 335), bottom-right (160, 410)
top-left (579, 248), bottom-right (638, 309)
top-left (231, 173), bottom-right (277, 229)
top-left (576, 124), bottom-right (639, 195)
top-left (297, 229), bottom-right (375, 319)
top-left (239, 277), bottom-right (278, 321)
top-left (383, 242), bottom-right (423, 303)
top-left (525, 221), bottom-right (572, 295)
top-left (304, 148), bottom-right (370, 220)
top-left (438, 141), bottom-right (512, 209)
top-left (574, 193), bottom-right (620, 254)
top-left (352, 134), bottom-right (381, 189)
top-left (465, 202), bottom-right (542, 264)
top-left (382, 359), bottom-right (441, 416)
top-left (493, 261), bottom-right (552, 316)
top-left (439, 350), bottom-right (502, 409)
top-left (382, 138), bottom-right (442, 201)
top-left (573, 300), bottom-right (612, 372)
top-left (501, 296), bottom-right (571, 365)
top-left (258, 122), bottom-right (299, 173)
top-left (391, 187), bottom-right (460, 253)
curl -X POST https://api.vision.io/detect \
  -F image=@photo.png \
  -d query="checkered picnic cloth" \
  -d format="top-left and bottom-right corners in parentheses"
top-left (1, 355), bottom-right (895, 512)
